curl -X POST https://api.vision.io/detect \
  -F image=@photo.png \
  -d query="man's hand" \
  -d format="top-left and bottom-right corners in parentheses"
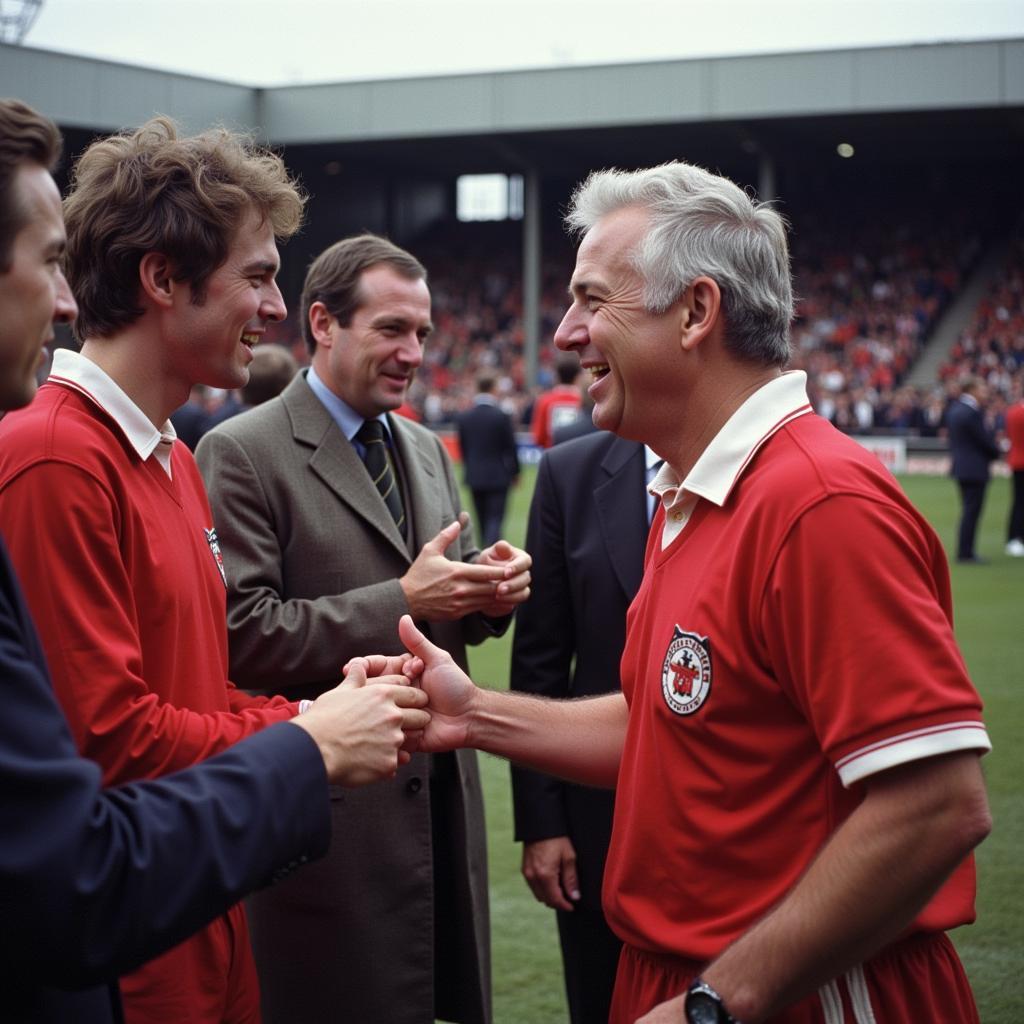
top-left (400, 514), bottom-right (521, 621)
top-left (474, 539), bottom-right (532, 617)
top-left (635, 994), bottom-right (686, 1023)
top-left (396, 614), bottom-right (478, 751)
top-left (289, 661), bottom-right (429, 786)
top-left (522, 837), bottom-right (580, 912)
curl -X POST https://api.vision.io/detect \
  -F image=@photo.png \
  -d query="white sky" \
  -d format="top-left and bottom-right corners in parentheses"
top-left (18, 0), bottom-right (1024, 87)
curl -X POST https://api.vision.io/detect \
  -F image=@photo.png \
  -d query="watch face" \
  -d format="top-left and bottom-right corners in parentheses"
top-left (686, 992), bottom-right (722, 1024)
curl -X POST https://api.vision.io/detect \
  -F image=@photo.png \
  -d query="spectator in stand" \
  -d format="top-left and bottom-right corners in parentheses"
top-left (946, 377), bottom-right (1002, 563)
top-left (1004, 380), bottom-right (1024, 557)
top-left (939, 229), bottom-right (1023, 399)
top-left (531, 353), bottom-right (582, 448)
top-left (791, 210), bottom-right (978, 428)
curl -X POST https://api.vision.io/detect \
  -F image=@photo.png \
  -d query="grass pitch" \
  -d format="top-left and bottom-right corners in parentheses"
top-left (464, 468), bottom-right (1021, 1023)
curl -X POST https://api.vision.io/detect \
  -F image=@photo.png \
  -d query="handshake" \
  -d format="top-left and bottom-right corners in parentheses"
top-left (289, 614), bottom-right (476, 787)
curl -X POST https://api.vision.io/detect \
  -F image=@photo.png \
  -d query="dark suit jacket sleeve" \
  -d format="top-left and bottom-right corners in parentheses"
top-left (0, 543), bottom-right (330, 990)
top-left (508, 452), bottom-right (573, 841)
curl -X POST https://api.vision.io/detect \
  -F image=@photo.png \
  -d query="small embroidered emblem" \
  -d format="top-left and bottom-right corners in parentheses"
top-left (661, 626), bottom-right (712, 716)
top-left (205, 527), bottom-right (227, 589)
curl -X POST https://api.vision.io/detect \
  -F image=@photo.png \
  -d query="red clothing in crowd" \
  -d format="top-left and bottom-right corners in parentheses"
top-left (0, 352), bottom-right (300, 1024)
top-left (1006, 400), bottom-right (1024, 471)
top-left (530, 384), bottom-right (581, 448)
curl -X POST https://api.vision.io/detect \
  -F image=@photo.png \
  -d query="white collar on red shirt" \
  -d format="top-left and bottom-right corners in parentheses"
top-left (47, 349), bottom-right (177, 476)
top-left (650, 370), bottom-right (813, 515)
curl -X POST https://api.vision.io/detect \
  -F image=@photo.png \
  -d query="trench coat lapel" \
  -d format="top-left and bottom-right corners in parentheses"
top-left (282, 373), bottom-right (410, 562)
top-left (594, 436), bottom-right (648, 602)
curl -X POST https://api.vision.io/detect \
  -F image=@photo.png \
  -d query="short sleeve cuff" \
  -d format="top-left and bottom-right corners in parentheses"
top-left (836, 721), bottom-right (992, 787)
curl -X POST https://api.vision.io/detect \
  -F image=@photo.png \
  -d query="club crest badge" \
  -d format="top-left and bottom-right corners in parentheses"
top-left (661, 626), bottom-right (712, 716)
top-left (205, 528), bottom-right (227, 589)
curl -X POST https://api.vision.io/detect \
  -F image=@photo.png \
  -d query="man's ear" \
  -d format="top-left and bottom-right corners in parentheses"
top-left (138, 253), bottom-right (176, 309)
top-left (679, 276), bottom-right (721, 352)
top-left (308, 301), bottom-right (335, 349)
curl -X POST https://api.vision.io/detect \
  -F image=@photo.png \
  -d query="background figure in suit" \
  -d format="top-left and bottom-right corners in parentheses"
top-left (0, 96), bottom-right (426, 1024)
top-left (947, 377), bottom-right (1001, 563)
top-left (510, 430), bottom-right (652, 1024)
top-left (197, 234), bottom-right (531, 1024)
top-left (457, 373), bottom-right (520, 547)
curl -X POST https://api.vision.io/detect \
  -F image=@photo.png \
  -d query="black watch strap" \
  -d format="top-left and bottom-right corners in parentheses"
top-left (684, 976), bottom-right (739, 1024)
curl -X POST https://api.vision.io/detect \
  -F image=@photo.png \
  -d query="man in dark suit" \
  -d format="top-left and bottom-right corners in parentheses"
top-left (947, 377), bottom-right (1001, 563)
top-left (197, 234), bottom-right (531, 1024)
top-left (510, 430), bottom-right (651, 1024)
top-left (457, 373), bottom-right (520, 547)
top-left (0, 97), bottom-right (428, 1024)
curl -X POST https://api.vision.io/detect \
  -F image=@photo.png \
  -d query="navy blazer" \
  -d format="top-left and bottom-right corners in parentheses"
top-left (947, 398), bottom-right (1000, 482)
top-left (0, 538), bottom-right (330, 1023)
top-left (509, 432), bottom-right (648, 909)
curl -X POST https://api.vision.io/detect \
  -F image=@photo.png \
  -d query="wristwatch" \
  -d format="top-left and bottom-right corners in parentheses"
top-left (684, 977), bottom-right (739, 1024)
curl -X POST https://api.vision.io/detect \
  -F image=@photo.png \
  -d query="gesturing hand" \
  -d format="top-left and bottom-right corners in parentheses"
top-left (396, 614), bottom-right (478, 751)
top-left (400, 514), bottom-right (523, 621)
top-left (474, 539), bottom-right (532, 617)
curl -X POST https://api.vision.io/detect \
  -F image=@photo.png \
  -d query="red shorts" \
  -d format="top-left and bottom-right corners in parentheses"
top-left (119, 902), bottom-right (260, 1024)
top-left (609, 932), bottom-right (979, 1023)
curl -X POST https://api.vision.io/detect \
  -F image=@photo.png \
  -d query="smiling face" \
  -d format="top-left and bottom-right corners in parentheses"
top-left (312, 263), bottom-right (432, 418)
top-left (0, 164), bottom-right (78, 411)
top-left (554, 205), bottom-right (682, 444)
top-left (164, 206), bottom-right (286, 392)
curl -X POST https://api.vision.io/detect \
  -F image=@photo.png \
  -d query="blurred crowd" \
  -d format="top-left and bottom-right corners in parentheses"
top-left (190, 215), bottom-right (1024, 447)
top-left (939, 230), bottom-right (1024, 401)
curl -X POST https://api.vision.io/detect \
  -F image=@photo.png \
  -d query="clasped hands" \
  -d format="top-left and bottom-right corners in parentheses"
top-left (341, 613), bottom-right (484, 756)
top-left (298, 526), bottom-right (525, 789)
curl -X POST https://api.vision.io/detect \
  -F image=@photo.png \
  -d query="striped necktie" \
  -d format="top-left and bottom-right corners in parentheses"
top-left (356, 419), bottom-right (406, 536)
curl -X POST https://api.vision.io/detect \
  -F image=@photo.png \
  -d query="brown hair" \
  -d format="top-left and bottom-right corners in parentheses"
top-left (63, 116), bottom-right (306, 341)
top-left (241, 343), bottom-right (299, 406)
top-left (300, 234), bottom-right (426, 355)
top-left (0, 99), bottom-right (62, 270)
